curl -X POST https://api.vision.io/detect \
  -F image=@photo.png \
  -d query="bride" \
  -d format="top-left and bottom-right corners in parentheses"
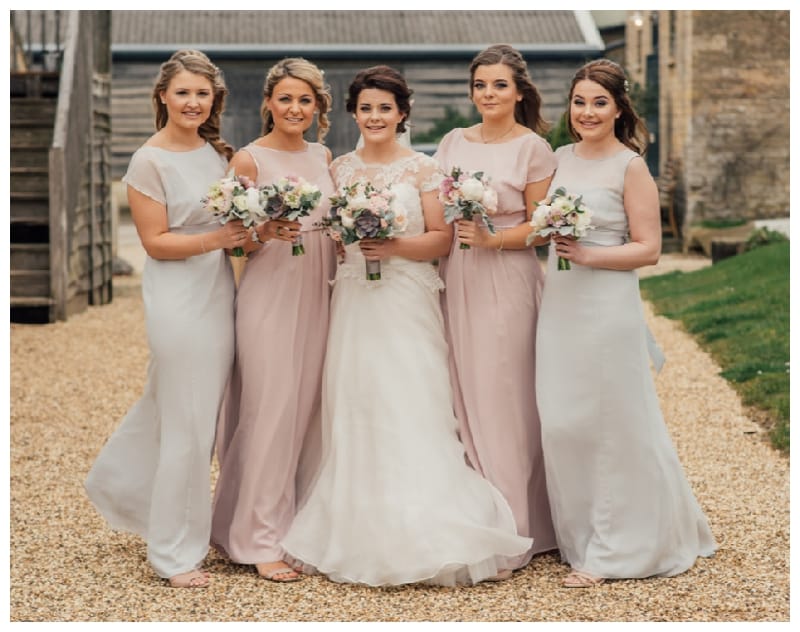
top-left (280, 65), bottom-right (532, 586)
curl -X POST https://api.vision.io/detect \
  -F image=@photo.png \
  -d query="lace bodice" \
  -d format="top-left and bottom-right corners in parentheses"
top-left (329, 151), bottom-right (444, 291)
top-left (331, 151), bottom-right (441, 238)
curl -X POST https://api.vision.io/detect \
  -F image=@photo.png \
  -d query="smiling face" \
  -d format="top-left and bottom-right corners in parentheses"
top-left (470, 63), bottom-right (521, 123)
top-left (264, 76), bottom-right (317, 136)
top-left (569, 79), bottom-right (620, 143)
top-left (159, 69), bottom-right (214, 131)
top-left (354, 88), bottom-right (405, 145)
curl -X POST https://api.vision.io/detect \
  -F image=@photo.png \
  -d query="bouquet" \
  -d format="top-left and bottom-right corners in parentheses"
top-left (260, 175), bottom-right (322, 255)
top-left (438, 166), bottom-right (498, 249)
top-left (202, 169), bottom-right (267, 257)
top-left (526, 186), bottom-right (593, 270)
top-left (326, 180), bottom-right (407, 280)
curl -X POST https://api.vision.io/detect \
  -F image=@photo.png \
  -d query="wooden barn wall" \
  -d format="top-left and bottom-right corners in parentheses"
top-left (111, 57), bottom-right (579, 180)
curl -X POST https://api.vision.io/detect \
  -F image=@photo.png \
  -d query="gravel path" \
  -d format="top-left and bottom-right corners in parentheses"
top-left (8, 256), bottom-right (789, 622)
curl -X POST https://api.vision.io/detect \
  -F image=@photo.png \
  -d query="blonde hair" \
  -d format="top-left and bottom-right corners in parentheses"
top-left (261, 57), bottom-right (332, 141)
top-left (151, 49), bottom-right (233, 160)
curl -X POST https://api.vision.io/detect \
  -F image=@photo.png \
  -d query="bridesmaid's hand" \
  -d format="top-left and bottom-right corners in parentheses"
top-left (259, 219), bottom-right (302, 243)
top-left (455, 219), bottom-right (490, 249)
top-left (359, 238), bottom-right (396, 261)
top-left (218, 219), bottom-right (249, 250)
top-left (553, 235), bottom-right (590, 266)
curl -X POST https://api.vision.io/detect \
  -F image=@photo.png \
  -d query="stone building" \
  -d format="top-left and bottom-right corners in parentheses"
top-left (626, 10), bottom-right (789, 236)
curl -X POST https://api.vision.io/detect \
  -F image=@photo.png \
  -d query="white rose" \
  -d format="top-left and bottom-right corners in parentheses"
top-left (300, 183), bottom-right (319, 197)
top-left (349, 195), bottom-right (371, 211)
top-left (575, 211), bottom-right (592, 235)
top-left (459, 178), bottom-right (485, 202)
top-left (341, 211), bottom-right (355, 228)
top-left (532, 204), bottom-right (551, 230)
top-left (552, 196), bottom-right (573, 213)
top-left (393, 213), bottom-right (408, 233)
top-left (246, 188), bottom-right (264, 217)
top-left (220, 179), bottom-right (236, 196)
top-left (481, 188), bottom-right (498, 212)
top-left (233, 194), bottom-right (248, 212)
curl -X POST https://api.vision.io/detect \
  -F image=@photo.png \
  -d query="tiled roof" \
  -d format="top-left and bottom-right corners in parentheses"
top-left (111, 10), bottom-right (598, 48)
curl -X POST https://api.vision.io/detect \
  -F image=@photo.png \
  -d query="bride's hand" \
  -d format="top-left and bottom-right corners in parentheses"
top-left (359, 238), bottom-right (396, 260)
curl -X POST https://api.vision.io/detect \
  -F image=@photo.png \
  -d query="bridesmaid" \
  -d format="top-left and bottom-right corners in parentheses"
top-left (211, 57), bottom-right (337, 582)
top-left (434, 43), bottom-right (557, 569)
top-left (537, 59), bottom-right (716, 587)
top-left (85, 50), bottom-right (244, 588)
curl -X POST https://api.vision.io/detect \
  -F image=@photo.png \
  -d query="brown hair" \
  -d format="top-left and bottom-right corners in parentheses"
top-left (261, 57), bottom-right (332, 141)
top-left (345, 65), bottom-right (413, 134)
top-left (151, 49), bottom-right (233, 160)
top-left (469, 44), bottom-right (548, 136)
top-left (567, 58), bottom-right (649, 155)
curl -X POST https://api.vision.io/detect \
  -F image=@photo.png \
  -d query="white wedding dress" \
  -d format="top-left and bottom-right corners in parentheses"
top-left (280, 151), bottom-right (532, 586)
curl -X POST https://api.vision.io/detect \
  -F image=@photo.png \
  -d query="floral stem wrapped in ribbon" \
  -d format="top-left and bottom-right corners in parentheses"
top-left (260, 175), bottom-right (322, 256)
top-left (438, 166), bottom-right (498, 249)
top-left (526, 186), bottom-right (593, 270)
top-left (326, 180), bottom-right (407, 280)
top-left (202, 169), bottom-right (268, 257)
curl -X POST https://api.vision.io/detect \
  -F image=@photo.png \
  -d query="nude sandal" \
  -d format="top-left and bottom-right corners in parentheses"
top-left (562, 570), bottom-right (605, 588)
top-left (485, 569), bottom-right (513, 582)
top-left (168, 569), bottom-right (210, 588)
top-left (256, 562), bottom-right (302, 582)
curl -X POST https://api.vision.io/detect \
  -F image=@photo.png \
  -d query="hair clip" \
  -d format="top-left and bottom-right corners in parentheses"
top-left (624, 79), bottom-right (630, 94)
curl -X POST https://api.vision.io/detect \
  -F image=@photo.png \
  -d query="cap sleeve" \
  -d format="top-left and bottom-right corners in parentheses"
top-left (121, 148), bottom-right (167, 205)
top-left (523, 134), bottom-right (557, 184)
top-left (432, 128), bottom-right (457, 168)
top-left (417, 154), bottom-right (444, 193)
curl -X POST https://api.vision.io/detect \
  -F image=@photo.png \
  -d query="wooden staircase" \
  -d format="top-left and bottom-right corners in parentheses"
top-left (10, 71), bottom-right (60, 323)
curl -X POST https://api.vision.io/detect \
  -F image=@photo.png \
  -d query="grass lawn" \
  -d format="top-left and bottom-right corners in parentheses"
top-left (640, 241), bottom-right (789, 452)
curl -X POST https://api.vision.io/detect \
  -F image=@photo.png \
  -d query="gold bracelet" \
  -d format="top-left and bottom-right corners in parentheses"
top-left (497, 230), bottom-right (505, 252)
top-left (200, 235), bottom-right (206, 254)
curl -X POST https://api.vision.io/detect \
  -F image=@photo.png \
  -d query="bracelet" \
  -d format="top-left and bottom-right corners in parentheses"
top-left (200, 235), bottom-right (206, 254)
top-left (496, 230), bottom-right (505, 252)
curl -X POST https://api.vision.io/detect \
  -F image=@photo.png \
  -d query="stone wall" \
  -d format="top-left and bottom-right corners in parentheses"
top-left (626, 10), bottom-right (789, 236)
top-left (684, 10), bottom-right (789, 226)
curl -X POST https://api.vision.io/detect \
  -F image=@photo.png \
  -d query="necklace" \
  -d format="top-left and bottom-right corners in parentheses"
top-left (480, 122), bottom-right (517, 144)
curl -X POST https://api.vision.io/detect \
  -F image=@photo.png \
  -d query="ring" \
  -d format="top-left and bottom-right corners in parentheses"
top-left (277, 227), bottom-right (285, 237)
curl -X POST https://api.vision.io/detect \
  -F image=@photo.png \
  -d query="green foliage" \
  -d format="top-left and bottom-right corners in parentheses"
top-left (696, 218), bottom-right (747, 229)
top-left (745, 226), bottom-right (788, 252)
top-left (629, 80), bottom-right (658, 122)
top-left (413, 106), bottom-right (481, 144)
top-left (545, 112), bottom-right (572, 151)
top-left (640, 242), bottom-right (789, 452)
top-left (414, 104), bottom-right (574, 151)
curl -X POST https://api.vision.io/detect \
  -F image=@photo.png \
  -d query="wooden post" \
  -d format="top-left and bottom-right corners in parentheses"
top-left (48, 147), bottom-right (68, 321)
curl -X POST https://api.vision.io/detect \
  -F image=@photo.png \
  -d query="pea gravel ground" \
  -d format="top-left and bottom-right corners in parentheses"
top-left (8, 253), bottom-right (789, 622)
